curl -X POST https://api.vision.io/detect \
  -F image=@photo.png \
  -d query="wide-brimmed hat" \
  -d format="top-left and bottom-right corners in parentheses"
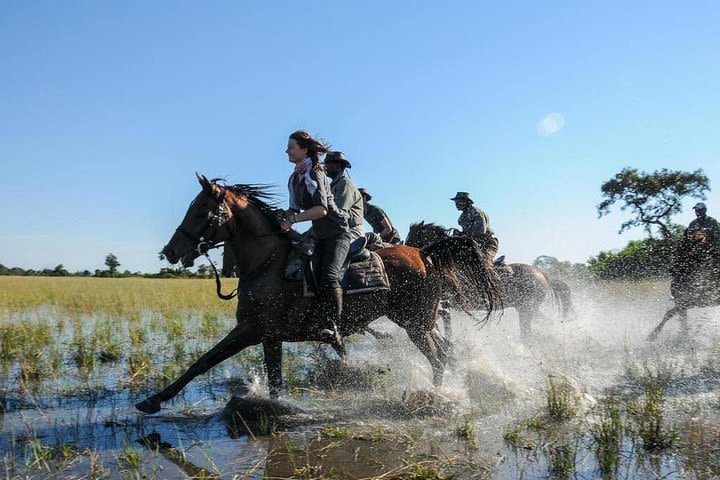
top-left (324, 151), bottom-right (351, 168)
top-left (358, 188), bottom-right (372, 201)
top-left (693, 202), bottom-right (707, 210)
top-left (450, 191), bottom-right (472, 202)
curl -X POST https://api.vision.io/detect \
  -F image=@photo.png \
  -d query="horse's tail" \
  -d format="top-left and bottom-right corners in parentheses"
top-left (422, 237), bottom-right (503, 324)
top-left (549, 278), bottom-right (575, 321)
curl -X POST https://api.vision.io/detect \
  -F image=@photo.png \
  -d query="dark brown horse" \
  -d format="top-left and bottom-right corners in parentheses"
top-left (135, 175), bottom-right (500, 414)
top-left (647, 231), bottom-right (720, 340)
top-left (406, 221), bottom-right (575, 337)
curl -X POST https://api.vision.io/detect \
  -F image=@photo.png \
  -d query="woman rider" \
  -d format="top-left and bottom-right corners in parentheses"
top-left (279, 130), bottom-right (351, 354)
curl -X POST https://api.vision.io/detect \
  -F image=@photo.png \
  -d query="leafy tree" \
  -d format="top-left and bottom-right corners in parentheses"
top-left (52, 264), bottom-right (69, 276)
top-left (105, 253), bottom-right (120, 274)
top-left (587, 236), bottom-right (681, 279)
top-left (532, 255), bottom-right (589, 279)
top-left (196, 264), bottom-right (210, 277)
top-left (597, 167), bottom-right (709, 238)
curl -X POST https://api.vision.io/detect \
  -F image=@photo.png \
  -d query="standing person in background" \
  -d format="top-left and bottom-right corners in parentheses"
top-left (279, 130), bottom-right (350, 353)
top-left (451, 191), bottom-right (499, 265)
top-left (359, 188), bottom-right (402, 245)
top-left (324, 151), bottom-right (365, 248)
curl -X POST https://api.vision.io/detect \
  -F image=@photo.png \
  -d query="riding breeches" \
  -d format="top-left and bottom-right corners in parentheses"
top-left (315, 232), bottom-right (352, 291)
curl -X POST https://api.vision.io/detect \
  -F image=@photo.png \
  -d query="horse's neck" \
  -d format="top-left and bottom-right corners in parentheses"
top-left (225, 209), bottom-right (289, 281)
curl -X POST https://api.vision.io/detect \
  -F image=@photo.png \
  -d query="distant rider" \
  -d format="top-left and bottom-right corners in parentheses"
top-left (451, 192), bottom-right (499, 265)
top-left (686, 202), bottom-right (720, 249)
top-left (359, 188), bottom-right (402, 245)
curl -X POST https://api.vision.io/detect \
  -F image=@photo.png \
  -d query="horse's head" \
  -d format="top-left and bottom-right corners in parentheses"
top-left (405, 221), bottom-right (423, 247)
top-left (162, 174), bottom-right (233, 267)
top-left (405, 221), bottom-right (451, 248)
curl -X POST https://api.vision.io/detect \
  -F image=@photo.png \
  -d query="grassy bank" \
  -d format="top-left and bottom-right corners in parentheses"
top-left (0, 276), bottom-right (236, 318)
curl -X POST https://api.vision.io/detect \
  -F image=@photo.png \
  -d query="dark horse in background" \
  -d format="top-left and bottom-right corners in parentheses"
top-left (648, 231), bottom-right (720, 340)
top-left (136, 175), bottom-right (501, 414)
top-left (406, 221), bottom-right (575, 338)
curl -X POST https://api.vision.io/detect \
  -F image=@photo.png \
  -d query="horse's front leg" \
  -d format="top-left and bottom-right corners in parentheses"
top-left (263, 340), bottom-right (283, 397)
top-left (136, 322), bottom-right (261, 414)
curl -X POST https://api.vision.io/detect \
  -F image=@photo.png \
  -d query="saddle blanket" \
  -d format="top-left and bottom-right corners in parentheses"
top-left (284, 247), bottom-right (390, 297)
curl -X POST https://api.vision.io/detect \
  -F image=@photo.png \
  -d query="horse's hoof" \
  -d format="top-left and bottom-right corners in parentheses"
top-left (135, 396), bottom-right (161, 414)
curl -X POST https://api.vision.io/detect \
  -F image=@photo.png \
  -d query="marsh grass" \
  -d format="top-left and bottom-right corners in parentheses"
top-left (546, 442), bottom-right (576, 478)
top-left (545, 375), bottom-right (580, 420)
top-left (71, 333), bottom-right (97, 372)
top-left (455, 414), bottom-right (479, 451)
top-left (117, 442), bottom-right (143, 471)
top-left (589, 396), bottom-right (624, 474)
top-left (200, 312), bottom-right (221, 338)
top-left (503, 416), bottom-right (547, 448)
top-left (629, 384), bottom-right (678, 450)
top-left (320, 425), bottom-right (354, 440)
top-left (26, 438), bottom-right (53, 470)
top-left (126, 348), bottom-right (154, 387)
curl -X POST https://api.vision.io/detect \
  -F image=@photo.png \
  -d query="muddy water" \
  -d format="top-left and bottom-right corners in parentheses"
top-left (2, 280), bottom-right (720, 478)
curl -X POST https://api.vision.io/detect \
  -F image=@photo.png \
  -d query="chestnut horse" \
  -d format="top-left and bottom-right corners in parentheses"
top-left (406, 221), bottom-right (575, 337)
top-left (135, 175), bottom-right (500, 414)
top-left (647, 231), bottom-right (720, 340)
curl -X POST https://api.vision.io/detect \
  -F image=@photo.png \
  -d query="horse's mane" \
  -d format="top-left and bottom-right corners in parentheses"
top-left (216, 180), bottom-right (282, 224)
top-left (410, 221), bottom-right (450, 236)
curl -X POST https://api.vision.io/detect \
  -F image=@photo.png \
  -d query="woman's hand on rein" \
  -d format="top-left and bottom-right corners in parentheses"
top-left (280, 220), bottom-right (292, 232)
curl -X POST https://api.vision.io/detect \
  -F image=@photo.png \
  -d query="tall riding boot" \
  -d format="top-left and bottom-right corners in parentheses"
top-left (319, 287), bottom-right (346, 358)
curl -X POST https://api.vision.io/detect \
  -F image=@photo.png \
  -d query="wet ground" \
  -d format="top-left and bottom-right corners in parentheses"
top-left (2, 279), bottom-right (720, 478)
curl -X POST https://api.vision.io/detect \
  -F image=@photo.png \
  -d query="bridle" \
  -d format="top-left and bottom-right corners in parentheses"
top-left (173, 186), bottom-right (238, 299)
top-left (175, 184), bottom-right (279, 301)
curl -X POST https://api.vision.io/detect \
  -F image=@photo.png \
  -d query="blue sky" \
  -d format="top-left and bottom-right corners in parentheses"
top-left (1, 1), bottom-right (718, 272)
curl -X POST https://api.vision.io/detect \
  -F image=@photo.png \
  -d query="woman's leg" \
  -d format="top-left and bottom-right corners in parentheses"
top-left (316, 233), bottom-right (351, 355)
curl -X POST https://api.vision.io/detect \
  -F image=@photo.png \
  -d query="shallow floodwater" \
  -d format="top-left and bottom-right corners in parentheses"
top-left (2, 279), bottom-right (720, 478)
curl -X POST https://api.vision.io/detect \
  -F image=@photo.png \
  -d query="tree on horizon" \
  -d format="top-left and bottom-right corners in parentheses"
top-left (597, 167), bottom-right (709, 239)
top-left (105, 253), bottom-right (120, 274)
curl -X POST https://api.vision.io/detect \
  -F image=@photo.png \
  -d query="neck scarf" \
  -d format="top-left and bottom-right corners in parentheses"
top-left (288, 158), bottom-right (318, 210)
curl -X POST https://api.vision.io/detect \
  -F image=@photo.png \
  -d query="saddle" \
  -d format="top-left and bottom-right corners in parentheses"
top-left (284, 235), bottom-right (390, 297)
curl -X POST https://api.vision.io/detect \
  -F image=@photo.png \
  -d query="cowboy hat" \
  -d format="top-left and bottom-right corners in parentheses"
top-left (324, 151), bottom-right (351, 168)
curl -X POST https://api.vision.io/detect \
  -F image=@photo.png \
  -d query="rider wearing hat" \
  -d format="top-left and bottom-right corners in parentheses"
top-left (687, 202), bottom-right (720, 249)
top-left (359, 188), bottom-right (402, 244)
top-left (324, 151), bottom-right (365, 244)
top-left (451, 192), bottom-right (499, 264)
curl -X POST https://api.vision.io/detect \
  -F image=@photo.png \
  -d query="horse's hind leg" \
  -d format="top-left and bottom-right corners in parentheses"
top-left (678, 309), bottom-right (690, 337)
top-left (516, 305), bottom-right (535, 339)
top-left (439, 302), bottom-right (453, 341)
top-left (647, 306), bottom-right (680, 341)
top-left (136, 323), bottom-right (261, 414)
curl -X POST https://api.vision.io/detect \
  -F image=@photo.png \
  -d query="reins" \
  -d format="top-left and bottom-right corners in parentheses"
top-left (196, 241), bottom-right (238, 300)
top-left (197, 236), bottom-right (280, 302)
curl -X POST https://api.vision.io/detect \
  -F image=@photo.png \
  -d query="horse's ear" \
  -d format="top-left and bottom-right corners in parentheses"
top-left (196, 172), bottom-right (212, 193)
top-left (419, 220), bottom-right (425, 226)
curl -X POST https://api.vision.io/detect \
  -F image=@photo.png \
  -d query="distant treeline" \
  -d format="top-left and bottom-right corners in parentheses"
top-left (536, 236), bottom-right (681, 281)
top-left (0, 263), bottom-right (213, 279)
top-left (586, 235), bottom-right (680, 280)
top-left (1, 238), bottom-right (682, 281)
